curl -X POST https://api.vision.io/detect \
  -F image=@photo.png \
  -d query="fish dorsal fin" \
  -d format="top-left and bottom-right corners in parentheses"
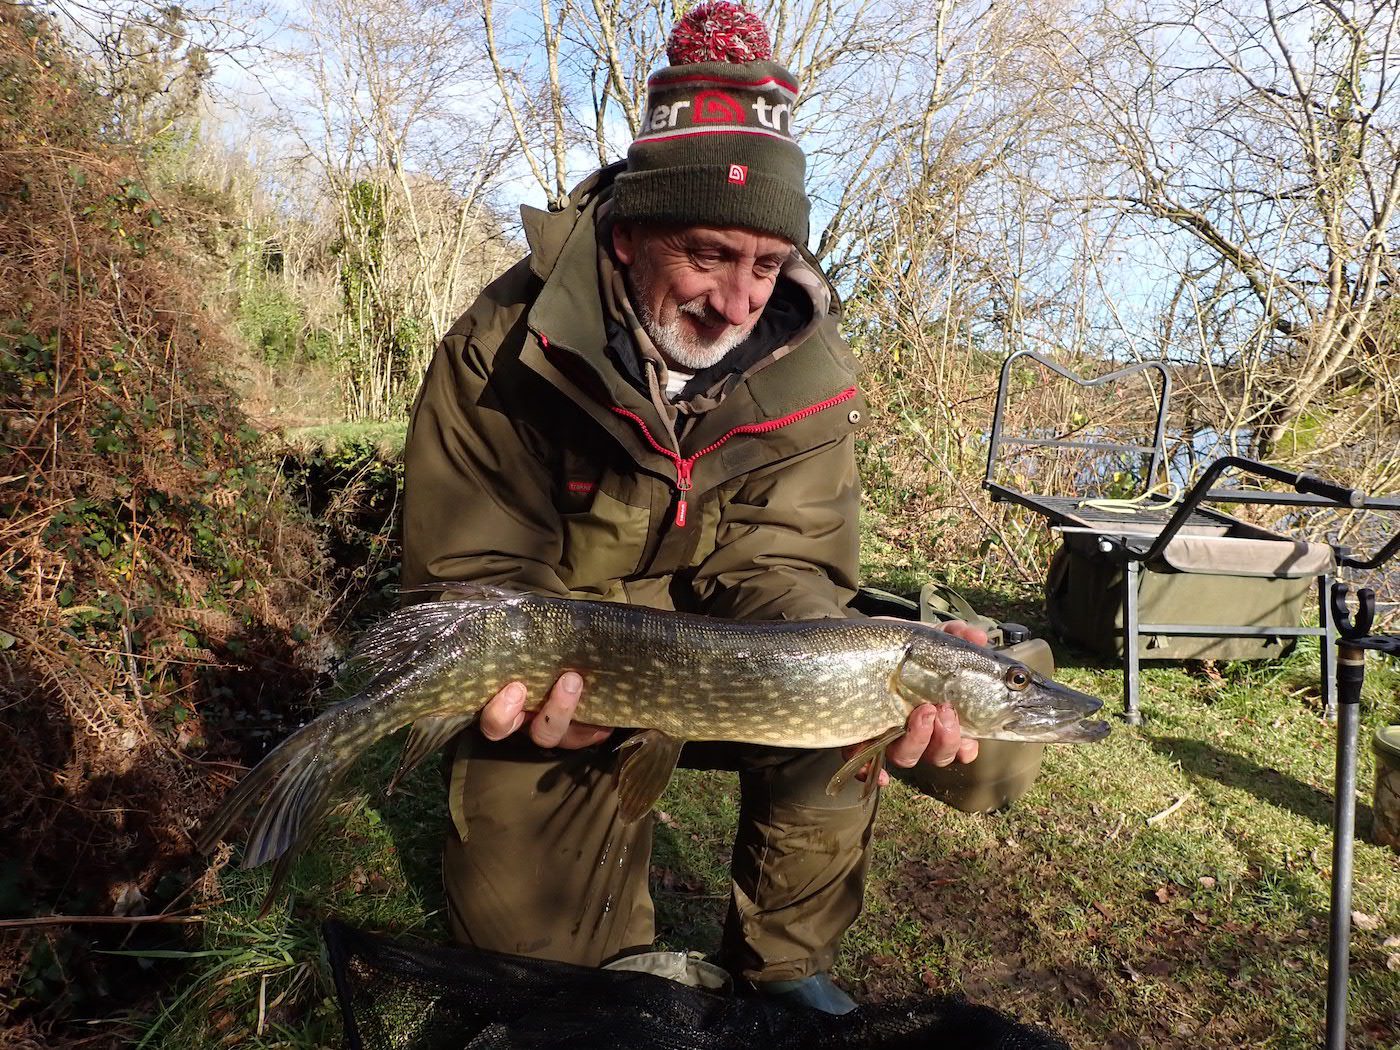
top-left (826, 725), bottom-right (904, 799)
top-left (615, 730), bottom-right (685, 824)
top-left (389, 714), bottom-right (475, 794)
top-left (351, 589), bottom-right (525, 696)
top-left (396, 582), bottom-right (528, 603)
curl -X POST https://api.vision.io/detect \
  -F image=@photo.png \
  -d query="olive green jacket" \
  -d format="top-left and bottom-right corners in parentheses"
top-left (401, 167), bottom-right (867, 621)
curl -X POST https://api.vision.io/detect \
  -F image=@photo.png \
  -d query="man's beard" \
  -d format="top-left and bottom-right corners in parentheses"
top-left (629, 260), bottom-right (758, 371)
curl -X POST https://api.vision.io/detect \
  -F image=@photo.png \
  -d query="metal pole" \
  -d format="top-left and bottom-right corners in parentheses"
top-left (1324, 642), bottom-right (1365, 1050)
top-left (1319, 573), bottom-right (1337, 721)
top-left (1123, 559), bottom-right (1142, 725)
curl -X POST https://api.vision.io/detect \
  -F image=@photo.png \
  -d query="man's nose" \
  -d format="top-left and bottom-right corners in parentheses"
top-left (708, 270), bottom-right (759, 327)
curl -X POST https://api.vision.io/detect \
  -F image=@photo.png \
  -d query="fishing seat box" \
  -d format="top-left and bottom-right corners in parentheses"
top-left (1046, 526), bottom-right (1333, 663)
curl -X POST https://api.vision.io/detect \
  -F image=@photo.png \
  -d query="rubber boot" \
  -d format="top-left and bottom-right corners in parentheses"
top-left (751, 973), bottom-right (857, 1015)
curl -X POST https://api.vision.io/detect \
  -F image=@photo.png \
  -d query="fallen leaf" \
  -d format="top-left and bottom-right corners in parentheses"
top-left (1282, 957), bottom-right (1304, 971)
top-left (1352, 911), bottom-right (1381, 931)
top-left (1383, 935), bottom-right (1400, 949)
top-left (1093, 901), bottom-right (1112, 919)
top-left (656, 810), bottom-right (678, 828)
top-left (112, 883), bottom-right (146, 917)
top-left (1191, 911), bottom-right (1210, 925)
top-left (1387, 954), bottom-right (1400, 973)
top-left (920, 970), bottom-right (939, 990)
top-left (1198, 876), bottom-right (1217, 889)
top-left (1153, 886), bottom-right (1173, 904)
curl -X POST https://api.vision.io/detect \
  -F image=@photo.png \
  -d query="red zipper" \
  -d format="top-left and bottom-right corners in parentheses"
top-left (609, 386), bottom-right (857, 526)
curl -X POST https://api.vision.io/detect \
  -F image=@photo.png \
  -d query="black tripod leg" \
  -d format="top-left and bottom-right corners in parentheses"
top-left (1324, 641), bottom-right (1364, 1050)
top-left (1123, 559), bottom-right (1142, 726)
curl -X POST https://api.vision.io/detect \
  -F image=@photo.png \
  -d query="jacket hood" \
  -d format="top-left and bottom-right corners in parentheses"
top-left (519, 164), bottom-right (859, 429)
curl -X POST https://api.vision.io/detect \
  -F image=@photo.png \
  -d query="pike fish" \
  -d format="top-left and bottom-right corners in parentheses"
top-left (199, 586), bottom-right (1107, 899)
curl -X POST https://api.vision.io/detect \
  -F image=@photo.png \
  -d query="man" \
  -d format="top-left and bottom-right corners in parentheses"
top-left (400, 2), bottom-right (982, 1014)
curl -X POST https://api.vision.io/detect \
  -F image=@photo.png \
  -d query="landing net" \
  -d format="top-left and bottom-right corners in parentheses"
top-left (324, 921), bottom-right (1072, 1050)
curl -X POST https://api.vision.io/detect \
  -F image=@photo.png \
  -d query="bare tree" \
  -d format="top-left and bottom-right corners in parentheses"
top-left (270, 0), bottom-right (515, 418)
top-left (1063, 0), bottom-right (1400, 464)
top-left (41, 0), bottom-right (274, 150)
top-left (482, 0), bottom-right (671, 206)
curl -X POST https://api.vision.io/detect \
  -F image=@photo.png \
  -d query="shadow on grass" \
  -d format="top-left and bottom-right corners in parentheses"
top-left (860, 835), bottom-right (1363, 1050)
top-left (1147, 735), bottom-right (1374, 832)
top-left (360, 743), bottom-right (452, 937)
top-left (650, 822), bottom-right (730, 956)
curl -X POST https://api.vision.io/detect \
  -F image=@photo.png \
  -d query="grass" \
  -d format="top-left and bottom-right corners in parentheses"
top-left (124, 595), bottom-right (1400, 1049)
top-left (277, 422), bottom-right (407, 458)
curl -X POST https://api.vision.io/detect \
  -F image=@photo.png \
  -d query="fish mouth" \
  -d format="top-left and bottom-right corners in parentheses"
top-left (995, 714), bottom-right (1111, 744)
top-left (1054, 717), bottom-right (1111, 743)
top-left (998, 682), bottom-right (1111, 743)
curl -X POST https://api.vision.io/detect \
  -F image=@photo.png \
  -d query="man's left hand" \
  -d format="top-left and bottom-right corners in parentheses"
top-left (843, 619), bottom-right (986, 786)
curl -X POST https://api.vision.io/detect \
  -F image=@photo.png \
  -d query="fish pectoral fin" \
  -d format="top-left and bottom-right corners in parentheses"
top-left (614, 730), bottom-right (684, 824)
top-left (390, 714), bottom-right (474, 794)
top-left (826, 725), bottom-right (905, 799)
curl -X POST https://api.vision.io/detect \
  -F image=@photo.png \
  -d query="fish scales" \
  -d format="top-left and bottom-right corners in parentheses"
top-left (514, 598), bottom-right (913, 748)
top-left (199, 586), bottom-right (1108, 904)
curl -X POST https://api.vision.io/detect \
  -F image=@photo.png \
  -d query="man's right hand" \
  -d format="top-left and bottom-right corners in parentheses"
top-left (477, 672), bottom-right (614, 749)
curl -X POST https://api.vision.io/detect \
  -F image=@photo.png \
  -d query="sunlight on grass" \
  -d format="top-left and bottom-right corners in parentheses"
top-left (128, 740), bottom-right (446, 1048)
top-left (279, 421), bottom-right (407, 458)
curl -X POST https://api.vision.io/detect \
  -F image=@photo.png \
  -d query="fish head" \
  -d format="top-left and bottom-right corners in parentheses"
top-left (894, 633), bottom-right (1109, 743)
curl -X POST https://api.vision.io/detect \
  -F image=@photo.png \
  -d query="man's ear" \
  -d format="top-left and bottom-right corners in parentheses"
top-left (612, 220), bottom-right (637, 266)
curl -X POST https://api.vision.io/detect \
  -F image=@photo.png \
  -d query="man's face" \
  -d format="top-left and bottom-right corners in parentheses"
top-left (613, 222), bottom-right (792, 371)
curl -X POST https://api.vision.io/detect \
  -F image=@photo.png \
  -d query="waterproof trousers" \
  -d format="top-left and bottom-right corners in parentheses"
top-left (442, 734), bottom-right (879, 982)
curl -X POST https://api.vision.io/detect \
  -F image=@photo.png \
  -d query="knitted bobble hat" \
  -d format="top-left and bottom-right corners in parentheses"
top-left (611, 2), bottom-right (808, 246)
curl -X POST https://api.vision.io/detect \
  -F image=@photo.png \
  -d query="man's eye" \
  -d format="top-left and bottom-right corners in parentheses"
top-left (690, 250), bottom-right (722, 267)
top-left (754, 264), bottom-right (781, 280)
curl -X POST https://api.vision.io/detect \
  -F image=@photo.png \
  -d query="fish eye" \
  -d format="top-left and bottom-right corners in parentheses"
top-left (1004, 667), bottom-right (1031, 691)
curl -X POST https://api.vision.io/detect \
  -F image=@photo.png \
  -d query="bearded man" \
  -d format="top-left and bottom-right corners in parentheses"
top-left (400, 2), bottom-right (981, 1014)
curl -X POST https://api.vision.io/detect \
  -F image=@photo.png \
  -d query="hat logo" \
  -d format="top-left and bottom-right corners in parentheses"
top-left (693, 89), bottom-right (745, 124)
top-left (727, 164), bottom-right (748, 185)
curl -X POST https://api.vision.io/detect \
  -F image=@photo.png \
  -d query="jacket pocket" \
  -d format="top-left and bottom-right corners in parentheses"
top-left (558, 485), bottom-right (651, 592)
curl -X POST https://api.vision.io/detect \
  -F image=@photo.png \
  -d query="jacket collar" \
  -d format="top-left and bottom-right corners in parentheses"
top-left (520, 166), bottom-right (860, 465)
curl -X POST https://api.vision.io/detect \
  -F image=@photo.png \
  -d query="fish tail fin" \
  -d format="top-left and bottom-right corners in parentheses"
top-left (199, 596), bottom-right (498, 903)
top-left (241, 733), bottom-right (347, 870)
top-left (254, 789), bottom-right (339, 916)
top-left (197, 717), bottom-right (352, 883)
top-left (196, 733), bottom-right (308, 855)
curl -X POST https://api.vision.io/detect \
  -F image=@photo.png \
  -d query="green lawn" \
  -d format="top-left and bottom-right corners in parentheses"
top-left (124, 636), bottom-right (1400, 1049)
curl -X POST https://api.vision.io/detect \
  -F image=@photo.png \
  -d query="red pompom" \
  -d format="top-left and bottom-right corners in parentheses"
top-left (667, 2), bottom-right (772, 65)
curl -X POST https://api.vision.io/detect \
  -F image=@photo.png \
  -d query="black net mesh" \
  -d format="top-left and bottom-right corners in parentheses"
top-left (324, 921), bottom-right (1072, 1050)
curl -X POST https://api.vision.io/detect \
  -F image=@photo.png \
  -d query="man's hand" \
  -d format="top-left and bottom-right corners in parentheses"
top-left (843, 619), bottom-right (987, 786)
top-left (477, 672), bottom-right (614, 749)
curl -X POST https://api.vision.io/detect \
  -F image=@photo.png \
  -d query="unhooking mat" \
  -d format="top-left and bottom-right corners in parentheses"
top-left (324, 921), bottom-right (1073, 1050)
